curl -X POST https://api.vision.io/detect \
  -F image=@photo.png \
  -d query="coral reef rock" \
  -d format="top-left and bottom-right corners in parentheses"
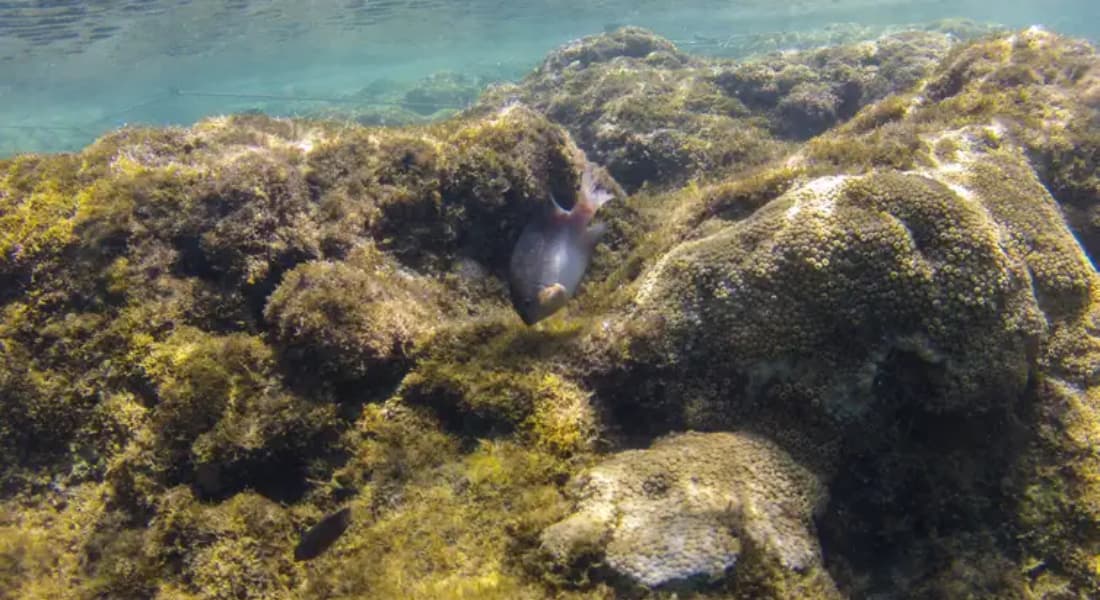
top-left (475, 26), bottom-right (966, 191)
top-left (595, 26), bottom-right (1100, 598)
top-left (541, 431), bottom-right (831, 591)
top-left (2, 24), bottom-right (1100, 600)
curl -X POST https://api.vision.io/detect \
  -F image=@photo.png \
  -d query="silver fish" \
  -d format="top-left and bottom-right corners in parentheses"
top-left (509, 163), bottom-right (613, 325)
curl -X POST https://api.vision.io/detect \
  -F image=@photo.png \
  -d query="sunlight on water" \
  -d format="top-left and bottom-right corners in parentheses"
top-left (0, 0), bottom-right (1097, 155)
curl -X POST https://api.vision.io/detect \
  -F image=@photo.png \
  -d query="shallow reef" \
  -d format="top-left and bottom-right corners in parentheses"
top-left (474, 26), bottom-right (973, 193)
top-left (1, 25), bottom-right (1100, 600)
top-left (304, 71), bottom-right (501, 128)
top-left (691, 17), bottom-right (1005, 59)
top-left (541, 431), bottom-right (835, 595)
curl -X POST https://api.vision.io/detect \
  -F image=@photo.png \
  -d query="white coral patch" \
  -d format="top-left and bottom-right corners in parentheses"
top-left (785, 175), bottom-right (848, 221)
top-left (541, 432), bottom-right (824, 588)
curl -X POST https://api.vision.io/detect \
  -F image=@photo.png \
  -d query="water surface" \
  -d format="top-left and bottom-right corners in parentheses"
top-left (1, 0), bottom-right (1097, 155)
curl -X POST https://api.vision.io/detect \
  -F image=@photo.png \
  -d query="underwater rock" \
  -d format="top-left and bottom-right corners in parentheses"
top-left (917, 26), bottom-right (1100, 261)
top-left (541, 26), bottom-right (688, 72)
top-left (3, 24), bottom-right (1100, 600)
top-left (264, 245), bottom-right (447, 383)
top-left (402, 72), bottom-right (485, 115)
top-left (594, 26), bottom-right (1100, 597)
top-left (541, 431), bottom-right (834, 592)
top-left (710, 30), bottom-right (955, 136)
top-left (625, 155), bottom-right (1058, 422)
top-left (610, 27), bottom-right (1099, 429)
top-left (474, 27), bottom-right (781, 191)
top-left (0, 101), bottom-right (628, 594)
top-left (306, 103), bottom-right (437, 128)
top-left (123, 326), bottom-right (339, 503)
top-left (304, 71), bottom-right (489, 126)
top-left (475, 27), bottom-right (962, 191)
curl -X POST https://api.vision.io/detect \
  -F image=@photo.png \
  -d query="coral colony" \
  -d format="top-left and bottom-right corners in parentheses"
top-left (2, 25), bottom-right (1100, 599)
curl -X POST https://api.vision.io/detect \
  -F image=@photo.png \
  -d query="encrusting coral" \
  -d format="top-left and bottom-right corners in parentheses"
top-left (1, 24), bottom-right (1100, 600)
top-left (594, 26), bottom-right (1100, 598)
top-left (541, 431), bottom-right (835, 595)
top-left (474, 26), bottom-right (971, 192)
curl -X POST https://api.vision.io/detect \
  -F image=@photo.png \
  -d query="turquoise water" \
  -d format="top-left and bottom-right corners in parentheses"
top-left (2, 0), bottom-right (1098, 156)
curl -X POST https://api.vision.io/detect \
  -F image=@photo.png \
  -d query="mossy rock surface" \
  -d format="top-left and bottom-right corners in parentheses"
top-left (2, 26), bottom-right (1100, 600)
top-left (474, 27), bottom-right (967, 192)
top-left (541, 431), bottom-right (833, 594)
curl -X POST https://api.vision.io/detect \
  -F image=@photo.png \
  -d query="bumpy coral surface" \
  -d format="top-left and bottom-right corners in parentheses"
top-left (0, 103), bottom-right (629, 599)
top-left (476, 26), bottom-right (966, 192)
top-left (541, 431), bottom-right (831, 591)
top-left (1, 24), bottom-right (1100, 600)
top-left (628, 144), bottom-right (1065, 421)
top-left (598, 26), bottom-right (1100, 598)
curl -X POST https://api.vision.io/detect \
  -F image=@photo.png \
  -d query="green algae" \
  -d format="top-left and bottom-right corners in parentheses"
top-left (473, 27), bottom-right (968, 193)
top-left (1, 25), bottom-right (1100, 600)
top-left (0, 97), bottom-right (623, 599)
top-left (301, 439), bottom-right (594, 600)
top-left (263, 245), bottom-right (447, 386)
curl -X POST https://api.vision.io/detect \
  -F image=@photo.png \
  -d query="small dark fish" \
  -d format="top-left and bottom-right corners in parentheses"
top-left (509, 162), bottom-right (613, 325)
top-left (294, 507), bottom-right (352, 561)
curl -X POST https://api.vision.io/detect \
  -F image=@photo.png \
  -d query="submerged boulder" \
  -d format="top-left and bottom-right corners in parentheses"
top-left (625, 140), bottom-right (1077, 422)
top-left (697, 18), bottom-right (1004, 59)
top-left (541, 431), bottom-right (834, 593)
top-left (595, 26), bottom-right (1100, 598)
top-left (475, 27), bottom-right (965, 191)
top-left (263, 245), bottom-right (448, 385)
top-left (2, 24), bottom-right (1100, 600)
top-left (0, 101), bottom-right (632, 596)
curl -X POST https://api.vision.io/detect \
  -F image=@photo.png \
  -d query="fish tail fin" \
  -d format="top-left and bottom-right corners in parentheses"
top-left (579, 162), bottom-right (613, 214)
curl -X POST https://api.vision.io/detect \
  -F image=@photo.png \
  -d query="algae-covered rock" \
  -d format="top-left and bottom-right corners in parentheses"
top-left (305, 71), bottom-right (498, 127)
top-left (3, 23), bottom-right (1100, 600)
top-left (264, 244), bottom-right (448, 384)
top-left (922, 27), bottom-right (1100, 260)
top-left (627, 156), bottom-right (1056, 421)
top-left (0, 96), bottom-right (630, 596)
top-left (542, 431), bottom-right (835, 594)
top-left (594, 26), bottom-right (1100, 598)
top-left (398, 317), bottom-right (601, 456)
top-left (109, 326), bottom-right (339, 504)
top-left (475, 27), bottom-right (963, 191)
top-left (402, 72), bottom-right (486, 115)
top-left (713, 30), bottom-right (956, 136)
